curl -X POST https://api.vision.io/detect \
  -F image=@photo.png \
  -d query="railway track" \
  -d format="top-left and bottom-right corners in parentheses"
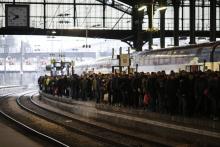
top-left (0, 88), bottom-right (189, 147)
top-left (0, 91), bottom-right (69, 147)
top-left (17, 91), bottom-right (171, 147)
top-left (0, 91), bottom-right (111, 147)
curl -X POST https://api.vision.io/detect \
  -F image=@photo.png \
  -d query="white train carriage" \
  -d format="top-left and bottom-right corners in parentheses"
top-left (74, 56), bottom-right (116, 75)
top-left (75, 41), bottom-right (220, 75)
top-left (133, 41), bottom-right (220, 73)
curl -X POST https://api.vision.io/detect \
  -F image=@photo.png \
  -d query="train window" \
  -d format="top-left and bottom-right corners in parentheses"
top-left (196, 48), bottom-right (203, 55)
top-left (165, 58), bottom-right (169, 65)
top-left (216, 47), bottom-right (220, 51)
top-left (181, 57), bottom-right (187, 64)
top-left (148, 59), bottom-right (152, 65)
top-left (163, 58), bottom-right (167, 65)
top-left (173, 51), bottom-right (178, 55)
top-left (153, 58), bottom-right (158, 65)
top-left (180, 50), bottom-right (185, 54)
top-left (158, 56), bottom-right (165, 65)
top-left (159, 51), bottom-right (164, 55)
top-left (140, 57), bottom-right (145, 65)
top-left (163, 51), bottom-right (168, 55)
top-left (144, 58), bottom-right (148, 65)
top-left (171, 57), bottom-right (176, 64)
top-left (176, 57), bottom-right (184, 64)
top-left (175, 57), bottom-right (179, 64)
top-left (134, 57), bottom-right (140, 65)
top-left (158, 57), bottom-right (162, 65)
top-left (215, 48), bottom-right (220, 59)
top-left (167, 51), bottom-right (173, 55)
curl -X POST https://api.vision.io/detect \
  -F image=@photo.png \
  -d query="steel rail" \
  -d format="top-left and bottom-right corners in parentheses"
top-left (0, 91), bottom-right (69, 147)
top-left (17, 92), bottom-right (132, 147)
top-left (28, 92), bottom-right (172, 147)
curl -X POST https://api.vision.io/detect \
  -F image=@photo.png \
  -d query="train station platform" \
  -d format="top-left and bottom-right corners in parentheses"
top-left (37, 92), bottom-right (220, 146)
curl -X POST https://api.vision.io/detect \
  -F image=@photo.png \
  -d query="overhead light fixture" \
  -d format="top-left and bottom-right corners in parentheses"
top-left (138, 6), bottom-right (146, 11)
top-left (57, 13), bottom-right (70, 17)
top-left (157, 6), bottom-right (167, 11)
top-left (51, 30), bottom-right (56, 34)
top-left (91, 24), bottom-right (101, 28)
top-left (58, 20), bottom-right (70, 24)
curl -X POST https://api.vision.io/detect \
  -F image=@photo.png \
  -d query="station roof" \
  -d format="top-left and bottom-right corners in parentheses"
top-left (118, 0), bottom-right (220, 7)
top-left (117, 0), bottom-right (172, 6)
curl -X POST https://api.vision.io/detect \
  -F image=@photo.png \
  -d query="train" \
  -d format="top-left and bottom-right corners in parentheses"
top-left (134, 41), bottom-right (220, 73)
top-left (74, 41), bottom-right (220, 75)
top-left (74, 57), bottom-right (116, 75)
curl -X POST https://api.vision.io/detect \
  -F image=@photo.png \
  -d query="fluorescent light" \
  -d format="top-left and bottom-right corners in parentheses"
top-left (157, 6), bottom-right (167, 11)
top-left (52, 30), bottom-right (56, 34)
top-left (138, 6), bottom-right (146, 11)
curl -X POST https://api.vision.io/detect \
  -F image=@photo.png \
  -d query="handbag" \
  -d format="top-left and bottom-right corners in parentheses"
top-left (144, 93), bottom-right (151, 105)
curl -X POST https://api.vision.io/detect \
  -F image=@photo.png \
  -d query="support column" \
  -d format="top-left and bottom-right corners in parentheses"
top-left (147, 4), bottom-right (153, 50)
top-left (181, 0), bottom-right (184, 31)
top-left (103, 0), bottom-right (106, 28)
top-left (210, 0), bottom-right (216, 41)
top-left (159, 0), bottom-right (166, 48)
top-left (132, 5), bottom-right (144, 51)
top-left (160, 11), bottom-right (165, 48)
top-left (219, 3), bottom-right (220, 31)
top-left (201, 0), bottom-right (205, 31)
top-left (189, 0), bottom-right (196, 44)
top-left (73, 0), bottom-right (76, 27)
top-left (43, 0), bottom-right (46, 30)
top-left (173, 0), bottom-right (180, 46)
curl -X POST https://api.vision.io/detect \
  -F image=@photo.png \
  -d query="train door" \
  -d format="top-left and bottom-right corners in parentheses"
top-left (185, 65), bottom-right (202, 72)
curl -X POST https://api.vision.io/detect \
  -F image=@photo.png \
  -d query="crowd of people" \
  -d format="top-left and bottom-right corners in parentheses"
top-left (38, 70), bottom-right (220, 120)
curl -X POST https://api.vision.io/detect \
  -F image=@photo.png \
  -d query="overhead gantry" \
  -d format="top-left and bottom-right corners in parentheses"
top-left (0, 0), bottom-right (220, 51)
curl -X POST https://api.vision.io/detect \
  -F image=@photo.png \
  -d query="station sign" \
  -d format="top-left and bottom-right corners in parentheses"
top-left (120, 54), bottom-right (129, 66)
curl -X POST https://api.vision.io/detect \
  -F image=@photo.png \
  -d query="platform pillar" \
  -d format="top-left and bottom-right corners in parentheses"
top-left (147, 4), bottom-right (153, 50)
top-left (159, 0), bottom-right (166, 48)
top-left (132, 5), bottom-right (144, 51)
top-left (172, 0), bottom-right (180, 46)
top-left (189, 0), bottom-right (196, 44)
top-left (210, 0), bottom-right (216, 42)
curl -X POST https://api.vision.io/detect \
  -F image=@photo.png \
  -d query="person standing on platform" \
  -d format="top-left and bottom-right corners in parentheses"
top-left (119, 74), bottom-right (127, 106)
top-left (96, 75), bottom-right (102, 103)
top-left (177, 71), bottom-right (189, 116)
top-left (92, 74), bottom-right (97, 101)
top-left (207, 72), bottom-right (219, 120)
top-left (112, 73), bottom-right (119, 105)
top-left (81, 76), bottom-right (88, 101)
top-left (187, 72), bottom-right (195, 116)
top-left (75, 76), bottom-right (80, 99)
top-left (92, 74), bottom-right (101, 103)
top-left (156, 71), bottom-right (166, 113)
top-left (70, 75), bottom-right (77, 99)
top-left (194, 72), bottom-right (208, 116)
top-left (107, 75), bottom-right (113, 104)
top-left (87, 75), bottom-right (93, 100)
top-left (131, 73), bottom-right (140, 108)
top-left (147, 72), bottom-right (157, 112)
top-left (165, 71), bottom-right (178, 115)
top-left (127, 74), bottom-right (133, 107)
